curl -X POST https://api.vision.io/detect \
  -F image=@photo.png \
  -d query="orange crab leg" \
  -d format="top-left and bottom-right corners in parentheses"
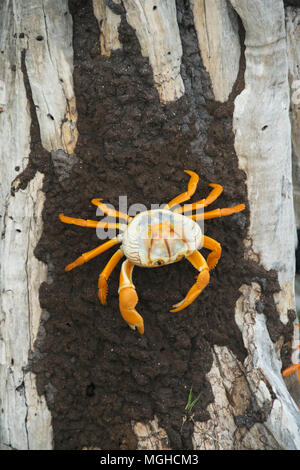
top-left (98, 249), bottom-right (124, 305)
top-left (174, 183), bottom-right (223, 214)
top-left (203, 235), bottom-right (222, 270)
top-left (191, 204), bottom-right (245, 221)
top-left (201, 183), bottom-right (223, 207)
top-left (118, 260), bottom-right (144, 334)
top-left (282, 324), bottom-right (300, 382)
top-left (59, 213), bottom-right (124, 230)
top-left (91, 199), bottom-right (130, 222)
top-left (164, 170), bottom-right (199, 210)
top-left (282, 364), bottom-right (300, 378)
top-left (170, 250), bottom-right (210, 313)
top-left (64, 238), bottom-right (120, 271)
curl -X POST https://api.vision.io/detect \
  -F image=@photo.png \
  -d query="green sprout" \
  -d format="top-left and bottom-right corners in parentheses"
top-left (185, 386), bottom-right (201, 413)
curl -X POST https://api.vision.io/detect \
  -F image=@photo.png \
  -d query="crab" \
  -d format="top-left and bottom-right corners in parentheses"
top-left (59, 170), bottom-right (245, 334)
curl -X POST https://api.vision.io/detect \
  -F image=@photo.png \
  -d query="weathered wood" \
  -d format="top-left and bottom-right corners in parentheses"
top-left (93, 0), bottom-right (185, 104)
top-left (229, 0), bottom-right (300, 448)
top-left (190, 0), bottom-right (241, 102)
top-left (286, 6), bottom-right (300, 226)
top-left (124, 0), bottom-right (185, 103)
top-left (230, 0), bottom-right (295, 318)
top-left (93, 0), bottom-right (122, 56)
top-left (0, 0), bottom-right (75, 450)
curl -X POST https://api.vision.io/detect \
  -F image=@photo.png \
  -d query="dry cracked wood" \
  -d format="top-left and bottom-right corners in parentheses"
top-left (93, 0), bottom-right (185, 104)
top-left (286, 6), bottom-right (300, 226)
top-left (190, 0), bottom-right (241, 103)
top-left (0, 0), bottom-right (75, 450)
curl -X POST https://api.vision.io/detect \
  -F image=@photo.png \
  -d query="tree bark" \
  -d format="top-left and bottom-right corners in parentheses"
top-left (1, 0), bottom-right (300, 450)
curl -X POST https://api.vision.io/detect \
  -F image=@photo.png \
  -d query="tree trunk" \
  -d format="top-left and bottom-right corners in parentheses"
top-left (1, 0), bottom-right (300, 450)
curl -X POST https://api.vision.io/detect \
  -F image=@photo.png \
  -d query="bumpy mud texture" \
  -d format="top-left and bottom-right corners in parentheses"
top-left (26, 0), bottom-right (294, 450)
top-left (284, 0), bottom-right (300, 7)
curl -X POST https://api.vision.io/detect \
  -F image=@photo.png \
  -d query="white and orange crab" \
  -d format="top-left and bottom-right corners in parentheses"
top-left (59, 171), bottom-right (245, 334)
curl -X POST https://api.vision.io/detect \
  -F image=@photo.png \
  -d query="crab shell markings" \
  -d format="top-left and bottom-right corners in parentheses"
top-left (120, 209), bottom-right (203, 267)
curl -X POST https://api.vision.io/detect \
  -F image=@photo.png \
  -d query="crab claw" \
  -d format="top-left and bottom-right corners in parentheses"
top-left (118, 259), bottom-right (144, 334)
top-left (119, 286), bottom-right (144, 334)
top-left (170, 267), bottom-right (210, 313)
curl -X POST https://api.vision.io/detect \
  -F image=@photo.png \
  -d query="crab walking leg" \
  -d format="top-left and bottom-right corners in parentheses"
top-left (191, 204), bottom-right (245, 221)
top-left (118, 260), bottom-right (144, 334)
top-left (98, 249), bottom-right (124, 305)
top-left (203, 235), bottom-right (222, 270)
top-left (282, 364), bottom-right (300, 382)
top-left (91, 199), bottom-right (130, 222)
top-left (282, 324), bottom-right (300, 382)
top-left (164, 170), bottom-right (199, 210)
top-left (170, 251), bottom-right (210, 313)
top-left (65, 238), bottom-right (120, 271)
top-left (174, 183), bottom-right (223, 214)
top-left (200, 183), bottom-right (223, 207)
top-left (59, 213), bottom-right (124, 230)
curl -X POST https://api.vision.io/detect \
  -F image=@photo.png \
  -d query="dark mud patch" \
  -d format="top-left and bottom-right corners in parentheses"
top-left (16, 50), bottom-right (51, 193)
top-left (18, 0), bottom-right (295, 450)
top-left (284, 0), bottom-right (300, 8)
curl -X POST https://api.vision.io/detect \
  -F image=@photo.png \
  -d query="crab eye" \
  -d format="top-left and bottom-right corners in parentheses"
top-left (154, 259), bottom-right (163, 266)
